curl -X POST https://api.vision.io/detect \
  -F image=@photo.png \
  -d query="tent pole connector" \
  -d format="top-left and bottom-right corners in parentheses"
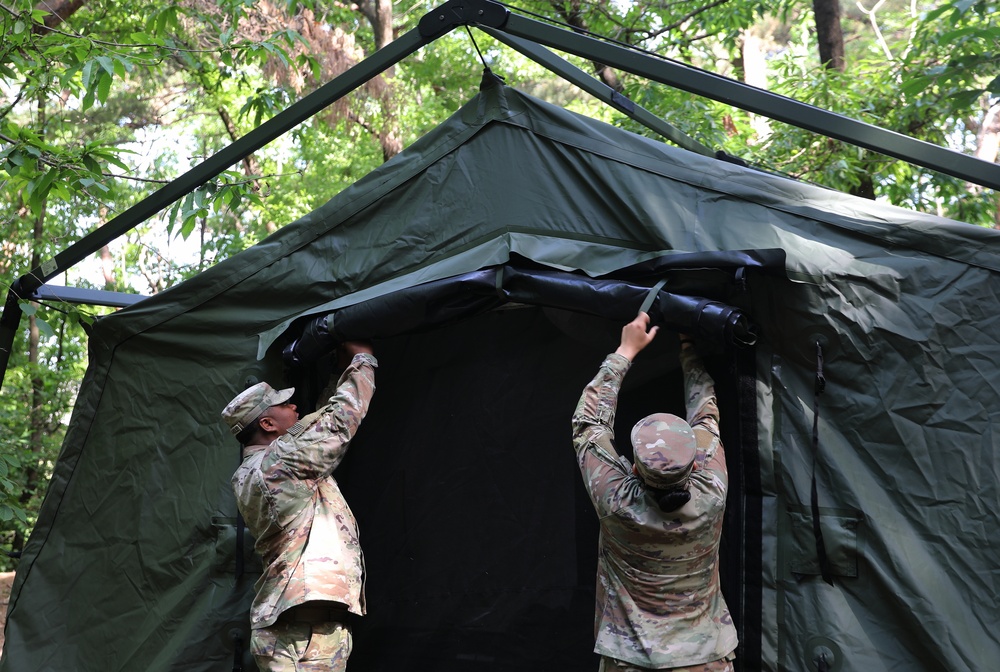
top-left (418, 0), bottom-right (509, 39)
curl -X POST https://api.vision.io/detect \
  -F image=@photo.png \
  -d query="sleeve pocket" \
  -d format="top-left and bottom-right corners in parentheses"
top-left (251, 627), bottom-right (278, 658)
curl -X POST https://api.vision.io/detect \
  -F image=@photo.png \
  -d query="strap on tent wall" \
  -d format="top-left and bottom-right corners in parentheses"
top-left (725, 342), bottom-right (764, 670)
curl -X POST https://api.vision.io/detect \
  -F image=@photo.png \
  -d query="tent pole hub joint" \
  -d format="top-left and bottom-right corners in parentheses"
top-left (419, 0), bottom-right (509, 39)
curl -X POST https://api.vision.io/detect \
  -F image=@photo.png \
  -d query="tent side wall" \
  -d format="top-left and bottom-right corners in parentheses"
top-left (750, 250), bottom-right (1000, 670)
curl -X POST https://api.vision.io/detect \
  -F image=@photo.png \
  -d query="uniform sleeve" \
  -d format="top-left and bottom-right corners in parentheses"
top-left (680, 344), bottom-right (726, 473)
top-left (572, 354), bottom-right (633, 514)
top-left (264, 353), bottom-right (377, 480)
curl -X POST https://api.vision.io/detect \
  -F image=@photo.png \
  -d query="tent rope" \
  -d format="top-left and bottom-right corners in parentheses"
top-left (811, 340), bottom-right (834, 585)
top-left (232, 633), bottom-right (244, 672)
top-left (465, 25), bottom-right (490, 70)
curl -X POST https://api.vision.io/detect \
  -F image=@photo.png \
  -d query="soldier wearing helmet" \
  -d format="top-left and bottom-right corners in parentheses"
top-left (572, 312), bottom-right (738, 672)
top-left (221, 341), bottom-right (376, 672)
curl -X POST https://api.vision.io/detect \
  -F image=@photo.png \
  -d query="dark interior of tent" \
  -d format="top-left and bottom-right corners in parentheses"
top-left (240, 256), bottom-right (768, 671)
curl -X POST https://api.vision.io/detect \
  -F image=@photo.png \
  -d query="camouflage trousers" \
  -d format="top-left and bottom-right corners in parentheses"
top-left (599, 652), bottom-right (736, 672)
top-left (251, 620), bottom-right (352, 671)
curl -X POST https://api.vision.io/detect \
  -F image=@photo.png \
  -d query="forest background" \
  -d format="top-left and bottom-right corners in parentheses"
top-left (0, 0), bottom-right (997, 570)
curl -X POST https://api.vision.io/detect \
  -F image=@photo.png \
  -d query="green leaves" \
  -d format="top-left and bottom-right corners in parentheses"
top-left (79, 53), bottom-right (131, 110)
top-left (0, 444), bottom-right (27, 526)
top-left (17, 304), bottom-right (53, 339)
top-left (0, 5), bottom-right (41, 52)
top-left (145, 4), bottom-right (181, 37)
top-left (24, 167), bottom-right (58, 216)
top-left (0, 439), bottom-right (29, 548)
top-left (165, 170), bottom-right (264, 241)
top-left (238, 86), bottom-right (292, 126)
top-left (987, 75), bottom-right (1000, 97)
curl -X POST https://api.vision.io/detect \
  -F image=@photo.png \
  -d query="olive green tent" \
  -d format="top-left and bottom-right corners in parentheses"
top-left (3, 79), bottom-right (999, 672)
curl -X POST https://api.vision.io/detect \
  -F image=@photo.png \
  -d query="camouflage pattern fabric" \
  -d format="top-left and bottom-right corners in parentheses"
top-left (571, 346), bottom-right (738, 668)
top-left (250, 620), bottom-right (352, 671)
top-left (630, 413), bottom-right (696, 489)
top-left (600, 652), bottom-right (735, 672)
top-left (231, 353), bottom-right (377, 630)
top-left (221, 382), bottom-right (295, 436)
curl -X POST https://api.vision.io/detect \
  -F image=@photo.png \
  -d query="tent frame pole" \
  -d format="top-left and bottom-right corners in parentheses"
top-left (478, 27), bottom-right (716, 157)
top-left (0, 28), bottom-right (433, 389)
top-left (482, 0), bottom-right (1000, 190)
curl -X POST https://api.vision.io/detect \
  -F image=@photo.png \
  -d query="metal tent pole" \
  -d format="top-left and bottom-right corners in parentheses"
top-left (0, 28), bottom-right (435, 390)
top-left (484, 1), bottom-right (1000, 190)
top-left (478, 27), bottom-right (716, 157)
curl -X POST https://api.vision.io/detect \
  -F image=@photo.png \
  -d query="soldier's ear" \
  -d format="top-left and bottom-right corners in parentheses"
top-left (258, 415), bottom-right (278, 432)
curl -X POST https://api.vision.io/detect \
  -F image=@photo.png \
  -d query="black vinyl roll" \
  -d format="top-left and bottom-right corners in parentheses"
top-left (283, 263), bottom-right (758, 367)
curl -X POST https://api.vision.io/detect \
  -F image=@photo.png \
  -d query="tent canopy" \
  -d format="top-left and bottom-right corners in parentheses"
top-left (3, 79), bottom-right (1000, 672)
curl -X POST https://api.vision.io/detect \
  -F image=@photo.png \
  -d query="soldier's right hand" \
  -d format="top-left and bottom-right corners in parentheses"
top-left (615, 312), bottom-right (658, 361)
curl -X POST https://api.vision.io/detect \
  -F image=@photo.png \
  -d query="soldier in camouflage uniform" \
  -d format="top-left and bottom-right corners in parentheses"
top-left (572, 313), bottom-right (738, 672)
top-left (221, 341), bottom-right (377, 672)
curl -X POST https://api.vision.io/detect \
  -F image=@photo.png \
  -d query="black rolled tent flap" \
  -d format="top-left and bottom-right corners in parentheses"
top-left (281, 256), bottom-right (779, 368)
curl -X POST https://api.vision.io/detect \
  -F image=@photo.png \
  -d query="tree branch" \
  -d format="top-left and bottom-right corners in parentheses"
top-left (35, 0), bottom-right (87, 31)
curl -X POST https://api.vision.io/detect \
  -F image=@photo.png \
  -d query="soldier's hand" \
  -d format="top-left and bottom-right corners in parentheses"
top-left (337, 340), bottom-right (373, 369)
top-left (615, 312), bottom-right (658, 361)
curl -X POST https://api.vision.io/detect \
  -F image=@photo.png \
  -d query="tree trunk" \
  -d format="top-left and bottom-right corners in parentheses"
top-left (36, 0), bottom-right (87, 30)
top-left (372, 0), bottom-right (394, 51)
top-left (373, 0), bottom-right (401, 161)
top-left (100, 245), bottom-right (115, 288)
top-left (813, 0), bottom-right (846, 71)
top-left (971, 104), bottom-right (1000, 228)
top-left (550, 0), bottom-right (623, 92)
top-left (355, 0), bottom-right (401, 161)
top-left (13, 154), bottom-right (47, 555)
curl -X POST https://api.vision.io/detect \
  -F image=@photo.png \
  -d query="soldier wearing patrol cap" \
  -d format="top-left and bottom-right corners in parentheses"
top-left (571, 312), bottom-right (738, 672)
top-left (221, 341), bottom-right (377, 672)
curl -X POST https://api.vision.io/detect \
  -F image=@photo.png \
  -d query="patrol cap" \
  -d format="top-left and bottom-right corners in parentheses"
top-left (630, 413), bottom-right (697, 489)
top-left (221, 382), bottom-right (295, 436)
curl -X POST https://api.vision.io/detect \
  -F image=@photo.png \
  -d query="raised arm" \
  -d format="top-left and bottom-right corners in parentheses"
top-left (270, 342), bottom-right (377, 478)
top-left (572, 313), bottom-right (661, 511)
top-left (678, 334), bottom-right (723, 468)
top-left (573, 313), bottom-right (659, 442)
top-left (615, 312), bottom-right (659, 361)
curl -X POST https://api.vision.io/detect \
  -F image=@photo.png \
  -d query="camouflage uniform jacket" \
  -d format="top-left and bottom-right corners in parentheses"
top-left (571, 348), bottom-right (738, 668)
top-left (232, 353), bottom-right (377, 629)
